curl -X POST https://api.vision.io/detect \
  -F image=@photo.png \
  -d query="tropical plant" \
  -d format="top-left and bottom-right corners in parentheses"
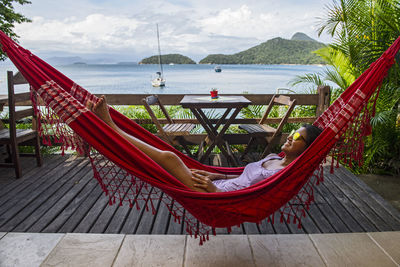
top-left (0, 0), bottom-right (32, 60)
top-left (292, 0), bottom-right (400, 174)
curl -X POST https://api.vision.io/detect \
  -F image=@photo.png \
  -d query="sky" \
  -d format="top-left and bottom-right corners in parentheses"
top-left (12, 0), bottom-right (334, 63)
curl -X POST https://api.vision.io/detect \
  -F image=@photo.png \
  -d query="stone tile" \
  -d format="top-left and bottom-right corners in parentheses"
top-left (41, 233), bottom-right (124, 267)
top-left (310, 233), bottom-right (397, 267)
top-left (0, 232), bottom-right (64, 267)
top-left (0, 232), bottom-right (6, 239)
top-left (185, 235), bottom-right (254, 267)
top-left (368, 231), bottom-right (400, 265)
top-left (249, 234), bottom-right (325, 266)
top-left (113, 235), bottom-right (185, 267)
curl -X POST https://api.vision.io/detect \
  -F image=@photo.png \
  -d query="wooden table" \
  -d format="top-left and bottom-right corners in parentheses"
top-left (180, 95), bottom-right (251, 166)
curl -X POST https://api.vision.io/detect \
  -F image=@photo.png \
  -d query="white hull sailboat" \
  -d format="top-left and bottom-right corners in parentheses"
top-left (152, 24), bottom-right (166, 87)
top-left (152, 72), bottom-right (165, 87)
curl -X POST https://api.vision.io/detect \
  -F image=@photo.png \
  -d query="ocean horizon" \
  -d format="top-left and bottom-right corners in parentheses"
top-left (0, 63), bottom-right (325, 95)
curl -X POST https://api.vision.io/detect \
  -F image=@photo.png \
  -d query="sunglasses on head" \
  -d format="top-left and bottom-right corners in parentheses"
top-left (289, 129), bottom-right (306, 142)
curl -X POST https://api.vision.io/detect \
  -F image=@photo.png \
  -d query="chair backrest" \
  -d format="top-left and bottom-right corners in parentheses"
top-left (259, 94), bottom-right (297, 134)
top-left (142, 95), bottom-right (173, 140)
top-left (7, 71), bottom-right (36, 138)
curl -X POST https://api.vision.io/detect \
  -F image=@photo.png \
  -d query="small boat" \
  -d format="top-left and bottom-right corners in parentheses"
top-left (214, 66), bottom-right (222, 72)
top-left (152, 24), bottom-right (166, 87)
top-left (152, 71), bottom-right (166, 87)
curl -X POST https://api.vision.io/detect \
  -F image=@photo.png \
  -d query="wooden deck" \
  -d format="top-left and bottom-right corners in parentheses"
top-left (0, 154), bottom-right (399, 235)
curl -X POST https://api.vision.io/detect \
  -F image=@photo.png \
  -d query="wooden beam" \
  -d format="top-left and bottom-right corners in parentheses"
top-left (133, 117), bottom-right (316, 125)
top-left (100, 93), bottom-right (321, 106)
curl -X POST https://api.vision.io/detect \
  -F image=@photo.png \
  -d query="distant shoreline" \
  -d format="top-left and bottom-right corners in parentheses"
top-left (136, 63), bottom-right (327, 66)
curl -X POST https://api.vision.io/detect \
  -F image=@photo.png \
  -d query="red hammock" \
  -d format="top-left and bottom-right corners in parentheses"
top-left (1, 31), bottom-right (399, 244)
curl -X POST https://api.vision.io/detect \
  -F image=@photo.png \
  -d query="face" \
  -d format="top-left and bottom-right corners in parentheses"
top-left (281, 127), bottom-right (308, 157)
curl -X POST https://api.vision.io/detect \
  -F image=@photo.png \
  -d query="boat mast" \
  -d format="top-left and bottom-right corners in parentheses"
top-left (156, 23), bottom-right (164, 76)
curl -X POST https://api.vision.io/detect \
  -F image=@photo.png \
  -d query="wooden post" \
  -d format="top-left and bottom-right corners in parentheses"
top-left (316, 85), bottom-right (331, 117)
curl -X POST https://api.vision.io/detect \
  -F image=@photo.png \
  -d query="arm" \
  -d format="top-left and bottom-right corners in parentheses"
top-left (191, 174), bottom-right (221, 192)
top-left (190, 169), bottom-right (239, 181)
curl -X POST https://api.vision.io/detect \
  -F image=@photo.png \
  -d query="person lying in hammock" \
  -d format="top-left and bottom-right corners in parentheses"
top-left (88, 96), bottom-right (322, 193)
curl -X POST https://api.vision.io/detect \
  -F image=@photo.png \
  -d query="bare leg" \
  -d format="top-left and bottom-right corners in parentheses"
top-left (90, 96), bottom-right (207, 193)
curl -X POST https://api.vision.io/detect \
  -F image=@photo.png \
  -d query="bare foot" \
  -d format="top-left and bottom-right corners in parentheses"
top-left (89, 96), bottom-right (115, 127)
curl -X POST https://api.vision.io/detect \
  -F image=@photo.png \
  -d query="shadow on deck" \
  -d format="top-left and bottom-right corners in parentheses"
top-left (0, 154), bottom-right (399, 235)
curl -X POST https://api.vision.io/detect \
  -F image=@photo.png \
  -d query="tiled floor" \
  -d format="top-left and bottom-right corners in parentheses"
top-left (0, 232), bottom-right (399, 267)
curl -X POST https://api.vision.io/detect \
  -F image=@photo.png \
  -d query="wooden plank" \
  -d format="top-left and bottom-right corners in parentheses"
top-left (88, 176), bottom-right (137, 234)
top-left (1, 154), bottom-right (398, 237)
top-left (229, 225), bottom-right (245, 234)
top-left (313, 187), bottom-right (352, 233)
top-left (0, 155), bottom-right (67, 202)
top-left (41, 169), bottom-right (100, 233)
top-left (258, 217), bottom-right (275, 234)
top-left (113, 235), bottom-right (185, 267)
top-left (134, 116), bottom-right (317, 125)
top-left (2, 159), bottom-right (90, 232)
top-left (151, 193), bottom-right (172, 234)
top-left (14, 107), bottom-right (33, 121)
top-left (326, 171), bottom-right (393, 231)
top-left (104, 196), bottom-right (136, 234)
top-left (88, 198), bottom-right (121, 233)
top-left (335, 167), bottom-right (400, 225)
top-left (0, 157), bottom-right (84, 229)
top-left (290, 205), bottom-right (321, 234)
top-left (101, 93), bottom-right (321, 106)
top-left (368, 232), bottom-right (400, 265)
top-left (285, 212), bottom-right (306, 234)
top-left (305, 204), bottom-right (336, 233)
top-left (58, 184), bottom-right (104, 233)
top-left (0, 153), bottom-right (40, 183)
top-left (185, 235), bottom-right (254, 266)
top-left (166, 200), bottom-right (185, 234)
top-left (314, 172), bottom-right (361, 232)
top-left (119, 186), bottom-right (154, 234)
top-left (310, 233), bottom-right (397, 266)
top-left (270, 211), bottom-right (292, 234)
top-left (249, 234), bottom-right (325, 266)
top-left (73, 190), bottom-right (109, 233)
top-left (135, 191), bottom-right (163, 234)
top-left (242, 222), bottom-right (260, 234)
top-left (321, 172), bottom-right (378, 232)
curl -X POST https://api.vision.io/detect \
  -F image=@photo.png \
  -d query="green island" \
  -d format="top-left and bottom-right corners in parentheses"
top-left (140, 32), bottom-right (325, 65)
top-left (199, 33), bottom-right (325, 64)
top-left (139, 54), bottom-right (196, 64)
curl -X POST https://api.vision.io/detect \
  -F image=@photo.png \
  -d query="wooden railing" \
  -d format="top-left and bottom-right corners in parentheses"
top-left (101, 85), bottom-right (331, 126)
top-left (1, 86), bottom-right (330, 145)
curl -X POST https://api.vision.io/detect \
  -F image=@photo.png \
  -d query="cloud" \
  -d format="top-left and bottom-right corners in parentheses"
top-left (198, 5), bottom-right (322, 42)
top-left (16, 14), bottom-right (143, 54)
top-left (12, 1), bottom-right (332, 62)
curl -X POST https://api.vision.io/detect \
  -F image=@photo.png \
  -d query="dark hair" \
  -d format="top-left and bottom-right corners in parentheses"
top-left (302, 124), bottom-right (322, 147)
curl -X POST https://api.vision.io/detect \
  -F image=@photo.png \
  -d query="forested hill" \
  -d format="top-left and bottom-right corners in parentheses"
top-left (140, 54), bottom-right (196, 64)
top-left (199, 33), bottom-right (325, 64)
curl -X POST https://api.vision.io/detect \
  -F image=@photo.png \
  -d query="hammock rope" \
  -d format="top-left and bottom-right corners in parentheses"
top-left (1, 31), bottom-right (399, 244)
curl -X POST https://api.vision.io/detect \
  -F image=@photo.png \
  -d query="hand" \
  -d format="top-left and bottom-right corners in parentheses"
top-left (190, 169), bottom-right (223, 181)
top-left (191, 172), bottom-right (220, 192)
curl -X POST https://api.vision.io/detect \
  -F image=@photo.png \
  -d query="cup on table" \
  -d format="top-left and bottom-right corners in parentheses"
top-left (210, 88), bottom-right (219, 99)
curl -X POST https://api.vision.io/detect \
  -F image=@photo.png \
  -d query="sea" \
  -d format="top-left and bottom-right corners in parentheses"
top-left (0, 63), bottom-right (325, 95)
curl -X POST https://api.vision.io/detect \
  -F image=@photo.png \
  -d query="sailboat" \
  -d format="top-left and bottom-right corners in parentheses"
top-left (152, 24), bottom-right (166, 87)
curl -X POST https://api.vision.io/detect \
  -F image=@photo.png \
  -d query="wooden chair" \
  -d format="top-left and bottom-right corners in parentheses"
top-left (142, 95), bottom-right (195, 156)
top-left (0, 71), bottom-right (42, 178)
top-left (239, 94), bottom-right (297, 159)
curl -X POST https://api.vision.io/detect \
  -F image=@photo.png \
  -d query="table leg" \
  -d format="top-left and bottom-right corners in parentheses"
top-left (192, 107), bottom-right (241, 166)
